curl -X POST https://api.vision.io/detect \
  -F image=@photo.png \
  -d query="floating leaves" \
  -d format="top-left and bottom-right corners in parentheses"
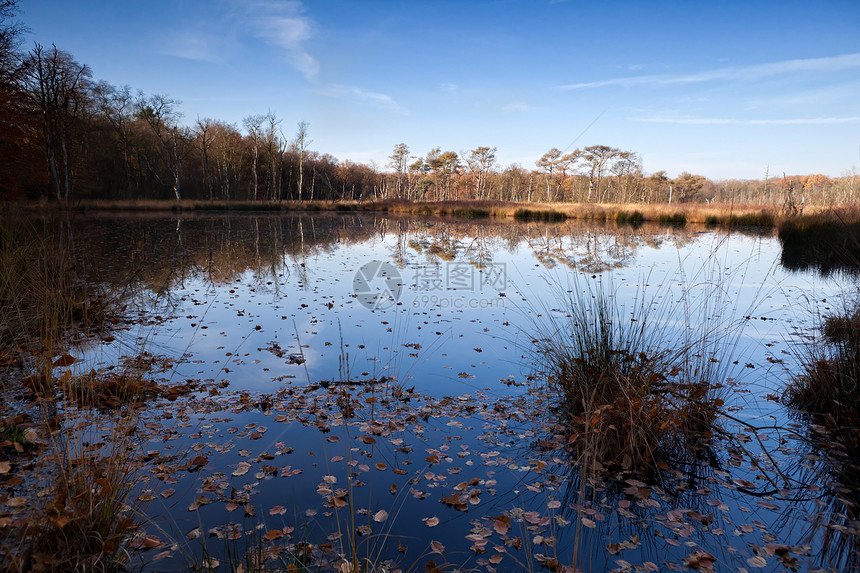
top-left (373, 509), bottom-right (388, 522)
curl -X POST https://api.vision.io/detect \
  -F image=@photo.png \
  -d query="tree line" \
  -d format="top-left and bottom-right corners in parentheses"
top-left (0, 1), bottom-right (856, 207)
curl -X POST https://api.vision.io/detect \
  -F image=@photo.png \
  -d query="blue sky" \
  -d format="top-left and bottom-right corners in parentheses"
top-left (21, 0), bottom-right (860, 179)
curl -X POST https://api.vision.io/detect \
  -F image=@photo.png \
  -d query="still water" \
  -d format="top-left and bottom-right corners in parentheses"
top-left (68, 213), bottom-right (854, 572)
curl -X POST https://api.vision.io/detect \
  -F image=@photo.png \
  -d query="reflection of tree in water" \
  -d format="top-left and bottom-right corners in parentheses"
top-left (774, 420), bottom-right (860, 572)
top-left (524, 224), bottom-right (699, 273)
top-left (67, 213), bottom-right (379, 300)
top-left (65, 214), bottom-right (706, 305)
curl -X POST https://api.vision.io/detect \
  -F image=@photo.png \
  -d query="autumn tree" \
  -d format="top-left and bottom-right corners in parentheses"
top-left (582, 145), bottom-right (619, 203)
top-left (465, 146), bottom-right (496, 199)
top-left (610, 151), bottom-right (641, 203)
top-left (670, 172), bottom-right (705, 203)
top-left (388, 143), bottom-right (411, 199)
top-left (194, 117), bottom-right (216, 199)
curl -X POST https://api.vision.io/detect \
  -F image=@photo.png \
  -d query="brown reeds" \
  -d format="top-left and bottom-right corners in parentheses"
top-left (0, 213), bottom-right (153, 572)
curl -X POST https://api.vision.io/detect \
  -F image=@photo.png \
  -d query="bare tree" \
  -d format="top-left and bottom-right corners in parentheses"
top-left (263, 112), bottom-right (282, 200)
top-left (135, 93), bottom-right (188, 202)
top-left (294, 121), bottom-right (310, 200)
top-left (195, 117), bottom-right (215, 200)
top-left (22, 43), bottom-right (91, 201)
top-left (388, 143), bottom-right (410, 199)
top-left (243, 114), bottom-right (264, 200)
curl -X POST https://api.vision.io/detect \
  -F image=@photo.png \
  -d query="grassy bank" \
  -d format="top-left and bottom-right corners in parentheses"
top-left (8, 198), bottom-right (822, 229)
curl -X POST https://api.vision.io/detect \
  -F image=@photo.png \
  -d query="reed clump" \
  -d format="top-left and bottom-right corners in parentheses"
top-left (513, 208), bottom-right (567, 221)
top-left (615, 210), bottom-right (644, 227)
top-left (785, 300), bottom-right (860, 427)
top-left (779, 210), bottom-right (860, 275)
top-left (529, 279), bottom-right (735, 479)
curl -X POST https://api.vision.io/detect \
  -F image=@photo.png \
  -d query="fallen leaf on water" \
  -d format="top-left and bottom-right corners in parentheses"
top-left (430, 541), bottom-right (445, 554)
top-left (373, 509), bottom-right (388, 522)
top-left (53, 355), bottom-right (76, 367)
top-left (423, 517), bottom-right (440, 527)
top-left (581, 517), bottom-right (596, 529)
top-left (493, 516), bottom-right (510, 535)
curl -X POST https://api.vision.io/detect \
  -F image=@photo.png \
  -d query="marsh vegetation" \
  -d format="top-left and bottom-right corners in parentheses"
top-left (0, 211), bottom-right (858, 572)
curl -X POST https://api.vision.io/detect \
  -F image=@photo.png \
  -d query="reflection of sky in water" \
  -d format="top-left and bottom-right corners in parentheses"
top-left (97, 221), bottom-right (840, 407)
top-left (73, 215), bottom-right (854, 572)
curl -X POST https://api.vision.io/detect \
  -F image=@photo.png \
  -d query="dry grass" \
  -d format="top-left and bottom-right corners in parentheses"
top-left (2, 198), bottom-right (798, 230)
top-left (526, 271), bottom-right (746, 480)
top-left (0, 213), bottom-right (154, 572)
top-left (785, 298), bottom-right (860, 426)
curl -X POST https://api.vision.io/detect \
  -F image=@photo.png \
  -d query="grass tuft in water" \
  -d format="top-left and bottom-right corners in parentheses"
top-left (527, 271), bottom-right (747, 479)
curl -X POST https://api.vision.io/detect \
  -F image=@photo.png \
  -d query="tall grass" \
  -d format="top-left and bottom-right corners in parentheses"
top-left (785, 297), bottom-right (860, 428)
top-left (526, 266), bottom-right (751, 480)
top-left (779, 209), bottom-right (860, 276)
top-left (0, 214), bottom-right (153, 571)
top-left (20, 198), bottom-right (794, 230)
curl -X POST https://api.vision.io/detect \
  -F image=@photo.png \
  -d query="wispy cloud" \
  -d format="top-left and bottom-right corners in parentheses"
top-left (238, 1), bottom-right (319, 81)
top-left (559, 53), bottom-right (860, 90)
top-left (635, 116), bottom-right (860, 125)
top-left (160, 31), bottom-right (228, 63)
top-left (320, 84), bottom-right (406, 114)
top-left (501, 102), bottom-right (531, 112)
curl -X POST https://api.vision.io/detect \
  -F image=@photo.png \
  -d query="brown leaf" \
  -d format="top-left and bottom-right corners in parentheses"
top-left (423, 516), bottom-right (440, 527)
top-left (430, 540), bottom-right (445, 554)
top-left (263, 529), bottom-right (284, 542)
top-left (493, 516), bottom-right (510, 536)
top-left (53, 355), bottom-right (76, 367)
top-left (581, 517), bottom-right (596, 529)
top-left (373, 509), bottom-right (388, 522)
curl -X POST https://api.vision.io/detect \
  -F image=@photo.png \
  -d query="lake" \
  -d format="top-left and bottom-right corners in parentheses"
top-left (23, 212), bottom-right (860, 572)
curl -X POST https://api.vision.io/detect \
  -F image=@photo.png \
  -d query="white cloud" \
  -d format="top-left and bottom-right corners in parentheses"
top-left (635, 116), bottom-right (860, 125)
top-left (160, 31), bottom-right (226, 62)
top-left (320, 84), bottom-right (406, 114)
top-left (238, 1), bottom-right (319, 81)
top-left (559, 53), bottom-right (860, 90)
